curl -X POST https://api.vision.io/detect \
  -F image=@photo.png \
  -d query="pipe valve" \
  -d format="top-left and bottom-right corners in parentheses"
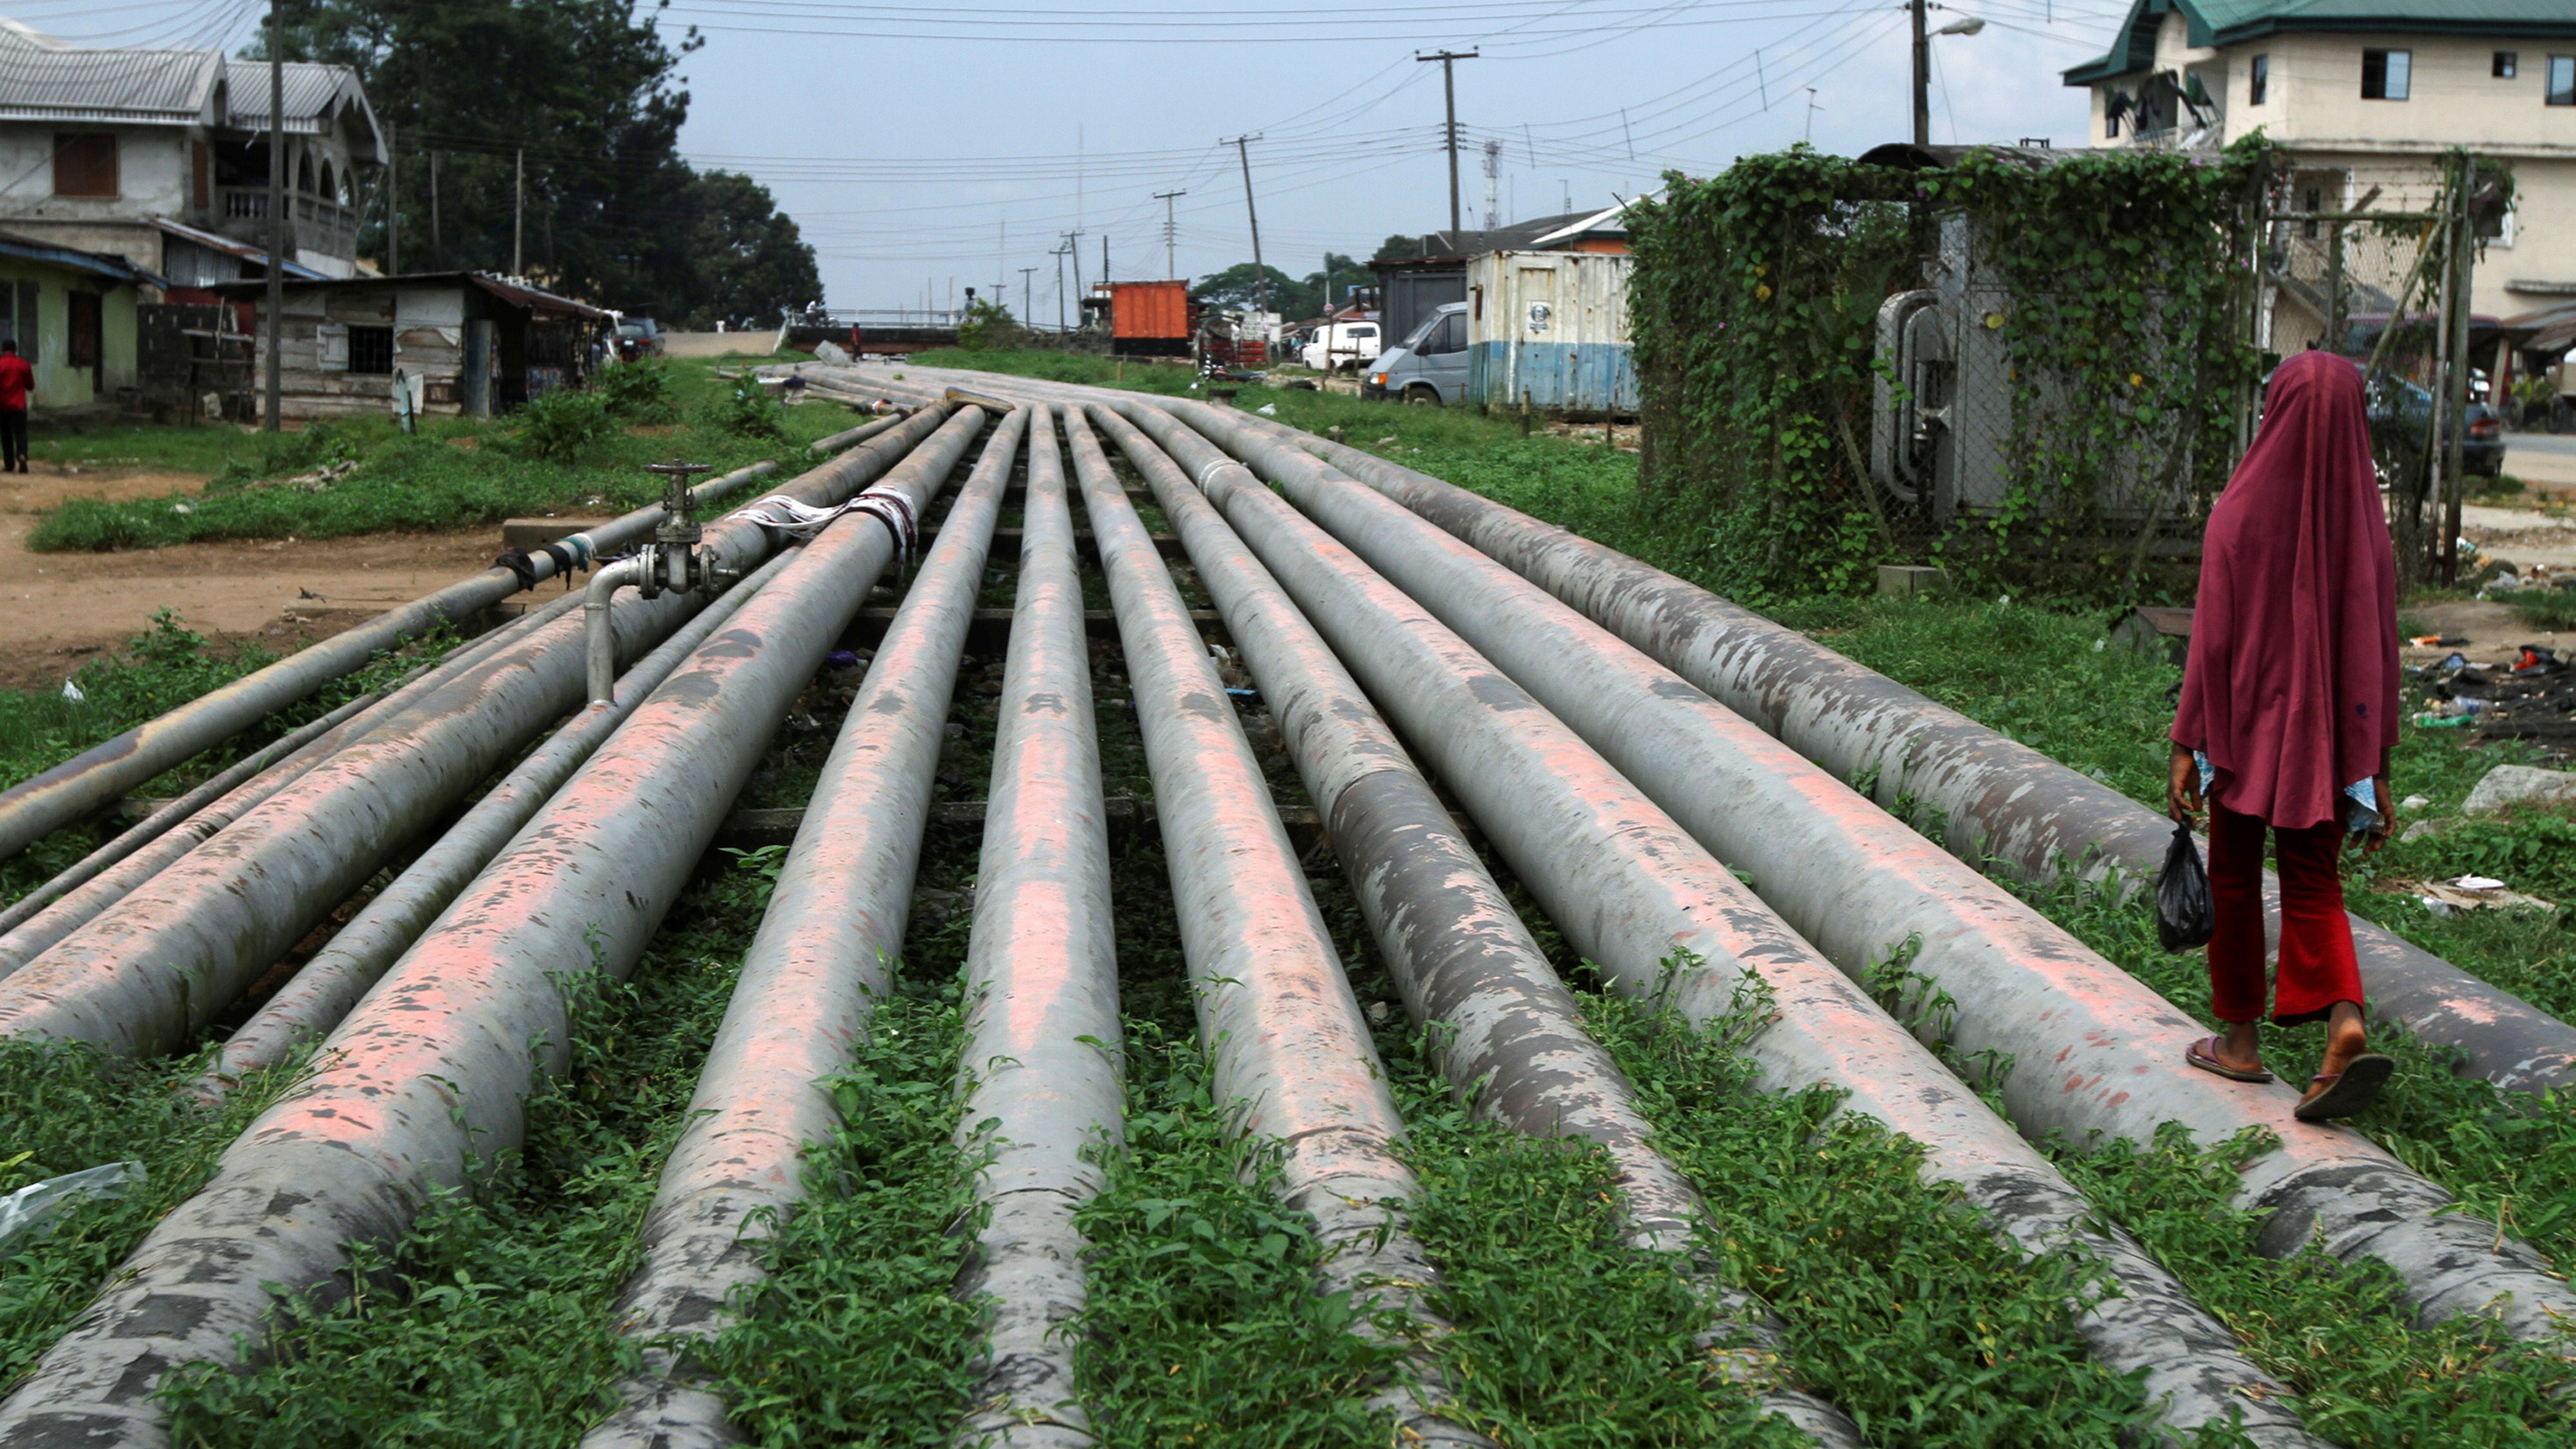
top-left (636, 460), bottom-right (715, 598)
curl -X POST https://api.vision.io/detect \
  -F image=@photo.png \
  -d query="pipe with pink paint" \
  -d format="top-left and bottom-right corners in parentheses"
top-left (1212, 406), bottom-right (2576, 1098)
top-left (582, 405), bottom-right (1024, 1448)
top-left (0, 591), bottom-right (586, 980)
top-left (942, 404), bottom-right (1122, 1448)
top-left (1062, 406), bottom-right (1495, 1449)
top-left (185, 546), bottom-right (804, 1102)
top-left (1108, 400), bottom-right (2331, 1449)
top-left (0, 406), bottom-right (993, 1449)
top-left (0, 409), bottom-right (955, 1059)
top-left (1183, 406), bottom-right (2576, 1355)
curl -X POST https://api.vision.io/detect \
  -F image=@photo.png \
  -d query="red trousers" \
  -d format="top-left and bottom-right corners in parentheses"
top-left (2206, 800), bottom-right (2363, 1026)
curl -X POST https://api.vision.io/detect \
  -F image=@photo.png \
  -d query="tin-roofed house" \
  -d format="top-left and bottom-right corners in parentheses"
top-left (0, 20), bottom-right (383, 284)
top-left (214, 271), bottom-right (610, 422)
top-left (0, 227), bottom-right (155, 411)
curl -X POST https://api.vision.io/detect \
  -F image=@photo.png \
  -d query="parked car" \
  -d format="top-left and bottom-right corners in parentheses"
top-left (1365, 302), bottom-right (1469, 405)
top-left (617, 316), bottom-right (666, 361)
top-left (1300, 319), bottom-right (1380, 373)
top-left (2366, 375), bottom-right (2506, 477)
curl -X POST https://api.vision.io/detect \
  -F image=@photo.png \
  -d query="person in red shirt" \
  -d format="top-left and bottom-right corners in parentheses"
top-left (0, 337), bottom-right (32, 473)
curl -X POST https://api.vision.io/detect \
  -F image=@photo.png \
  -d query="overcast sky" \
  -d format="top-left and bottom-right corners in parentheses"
top-left (30, 0), bottom-right (2116, 315)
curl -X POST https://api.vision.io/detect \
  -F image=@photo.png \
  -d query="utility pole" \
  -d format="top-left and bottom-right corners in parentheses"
top-left (513, 147), bottom-right (525, 275)
top-left (1019, 265), bottom-right (1037, 324)
top-left (1154, 190), bottom-right (1186, 279)
top-left (1911, 0), bottom-right (1930, 146)
top-left (1224, 134), bottom-right (1266, 316)
top-left (1062, 229), bottom-right (1086, 303)
top-left (1054, 243), bottom-right (1069, 331)
top-left (1417, 50), bottom-right (1478, 234)
top-left (385, 122), bottom-right (398, 275)
top-left (1100, 234), bottom-right (1109, 288)
top-left (264, 0), bottom-right (283, 432)
top-left (428, 149), bottom-right (440, 267)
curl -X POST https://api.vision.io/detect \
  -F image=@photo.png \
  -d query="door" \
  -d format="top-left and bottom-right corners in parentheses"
top-left (69, 290), bottom-right (102, 396)
top-left (462, 317), bottom-right (493, 416)
top-left (1425, 309), bottom-right (1470, 403)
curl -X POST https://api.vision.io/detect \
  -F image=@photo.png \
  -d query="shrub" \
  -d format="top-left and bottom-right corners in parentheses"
top-left (708, 372), bottom-right (785, 441)
top-left (595, 359), bottom-right (678, 422)
top-left (511, 388), bottom-right (617, 462)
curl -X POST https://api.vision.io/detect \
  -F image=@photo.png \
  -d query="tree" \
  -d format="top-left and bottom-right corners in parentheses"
top-left (1372, 233), bottom-right (1429, 263)
top-left (1303, 252), bottom-right (1364, 311)
top-left (680, 171), bottom-right (822, 328)
top-left (1194, 263), bottom-right (1314, 320)
top-left (270, 0), bottom-right (817, 322)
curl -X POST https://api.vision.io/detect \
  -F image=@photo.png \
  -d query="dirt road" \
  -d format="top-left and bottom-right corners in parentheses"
top-left (0, 466), bottom-right (507, 692)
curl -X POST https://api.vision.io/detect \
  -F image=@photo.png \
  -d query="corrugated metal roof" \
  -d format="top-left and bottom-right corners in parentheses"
top-left (149, 217), bottom-right (329, 280)
top-left (222, 59), bottom-right (356, 128)
top-left (0, 21), bottom-right (217, 124)
top-left (2065, 0), bottom-right (2576, 83)
top-left (0, 227), bottom-right (163, 287)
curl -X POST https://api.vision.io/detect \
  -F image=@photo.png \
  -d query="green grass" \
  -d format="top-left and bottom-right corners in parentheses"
top-left (2508, 585), bottom-right (2576, 633)
top-left (0, 1042), bottom-right (310, 1396)
top-left (26, 360), bottom-right (849, 553)
top-left (155, 852), bottom-right (791, 1447)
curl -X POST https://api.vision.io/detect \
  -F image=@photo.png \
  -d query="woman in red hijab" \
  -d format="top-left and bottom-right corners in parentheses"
top-left (2169, 349), bottom-right (2399, 1122)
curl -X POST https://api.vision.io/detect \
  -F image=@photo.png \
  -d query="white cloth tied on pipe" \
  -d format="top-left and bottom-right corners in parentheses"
top-left (731, 488), bottom-right (921, 572)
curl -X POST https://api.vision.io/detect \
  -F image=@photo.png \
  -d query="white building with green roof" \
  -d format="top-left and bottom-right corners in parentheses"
top-left (2064, 0), bottom-right (2576, 324)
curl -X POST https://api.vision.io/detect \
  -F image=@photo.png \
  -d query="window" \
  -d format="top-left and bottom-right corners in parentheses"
top-left (2495, 52), bottom-right (2518, 79)
top-left (2250, 53), bottom-right (2269, 106)
top-left (14, 282), bottom-right (34, 363)
top-left (2362, 48), bottom-right (2410, 100)
top-left (51, 133), bottom-right (117, 197)
top-left (347, 324), bottom-right (394, 375)
top-left (1431, 312), bottom-right (1467, 355)
top-left (191, 140), bottom-right (210, 209)
top-left (2552, 56), bottom-right (2575, 106)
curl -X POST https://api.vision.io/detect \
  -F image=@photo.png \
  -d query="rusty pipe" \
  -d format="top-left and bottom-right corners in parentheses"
top-left (0, 458), bottom-right (784, 868)
top-left (0, 407), bottom-right (992, 1449)
top-left (0, 409), bottom-right (955, 1058)
top-left (1119, 402), bottom-right (2342, 1448)
top-left (1214, 408), bottom-right (2576, 1096)
top-left (0, 591), bottom-right (587, 981)
top-left (945, 404), bottom-right (1121, 1449)
top-left (1202, 415), bottom-right (2576, 1355)
top-left (581, 404), bottom-right (1024, 1448)
top-left (809, 411), bottom-right (908, 454)
top-left (1062, 407), bottom-right (1496, 1448)
top-left (185, 544), bottom-right (805, 1103)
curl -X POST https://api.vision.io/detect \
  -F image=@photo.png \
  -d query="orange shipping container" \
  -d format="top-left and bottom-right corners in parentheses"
top-left (1110, 281), bottom-right (1190, 340)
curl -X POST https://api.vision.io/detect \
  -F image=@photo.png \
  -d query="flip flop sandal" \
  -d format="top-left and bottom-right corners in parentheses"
top-left (2293, 1054), bottom-right (2396, 1122)
top-left (2184, 1035), bottom-right (2273, 1083)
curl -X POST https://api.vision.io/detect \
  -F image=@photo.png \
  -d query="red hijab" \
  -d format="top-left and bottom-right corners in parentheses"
top-left (2172, 349), bottom-right (2398, 829)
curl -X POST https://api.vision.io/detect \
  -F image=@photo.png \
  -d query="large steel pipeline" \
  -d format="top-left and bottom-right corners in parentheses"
top-left (584, 406), bottom-right (1024, 1448)
top-left (0, 674), bottom-right (403, 938)
top-left (0, 458), bottom-right (784, 867)
top-left (1096, 410), bottom-right (1894, 1444)
top-left (1109, 403), bottom-right (2330, 1449)
top-left (0, 409), bottom-right (955, 1059)
top-left (1061, 409), bottom-right (1493, 1449)
top-left (1202, 408), bottom-right (2576, 1097)
top-left (186, 545), bottom-right (805, 1102)
top-left (0, 407), bottom-right (993, 1449)
top-left (1097, 408), bottom-right (1698, 1250)
top-left (1208, 418), bottom-right (2576, 1352)
top-left (0, 592), bottom-right (587, 979)
top-left (946, 405), bottom-right (1121, 1449)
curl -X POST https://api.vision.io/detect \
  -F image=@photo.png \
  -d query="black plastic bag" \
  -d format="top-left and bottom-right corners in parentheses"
top-left (2157, 822), bottom-right (2215, 952)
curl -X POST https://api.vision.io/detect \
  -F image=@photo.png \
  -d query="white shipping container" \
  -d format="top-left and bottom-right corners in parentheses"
top-left (1465, 250), bottom-right (1636, 415)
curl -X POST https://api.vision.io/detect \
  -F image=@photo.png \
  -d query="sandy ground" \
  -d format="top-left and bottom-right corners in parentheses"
top-left (0, 465), bottom-right (504, 692)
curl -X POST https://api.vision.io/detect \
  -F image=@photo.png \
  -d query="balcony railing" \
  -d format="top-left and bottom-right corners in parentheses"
top-left (216, 187), bottom-right (356, 263)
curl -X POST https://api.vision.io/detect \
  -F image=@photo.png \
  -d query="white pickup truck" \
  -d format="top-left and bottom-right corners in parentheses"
top-left (1300, 319), bottom-right (1382, 373)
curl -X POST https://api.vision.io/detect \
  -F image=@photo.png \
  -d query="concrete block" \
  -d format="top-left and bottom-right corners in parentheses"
top-left (1877, 564), bottom-right (1947, 598)
top-left (2462, 765), bottom-right (2576, 816)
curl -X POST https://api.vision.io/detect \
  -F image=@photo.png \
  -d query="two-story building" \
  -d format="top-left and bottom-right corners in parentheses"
top-left (0, 20), bottom-right (381, 287)
top-left (2064, 0), bottom-right (2576, 329)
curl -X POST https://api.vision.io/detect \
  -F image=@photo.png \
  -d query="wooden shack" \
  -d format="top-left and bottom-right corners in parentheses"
top-left (213, 271), bottom-right (609, 422)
